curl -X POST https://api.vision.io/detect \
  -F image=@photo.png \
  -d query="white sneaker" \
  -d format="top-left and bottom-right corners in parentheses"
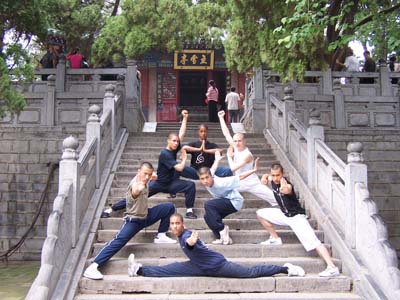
top-left (212, 238), bottom-right (223, 245)
top-left (319, 266), bottom-right (340, 277)
top-left (128, 254), bottom-right (142, 277)
top-left (154, 234), bottom-right (177, 244)
top-left (260, 237), bottom-right (282, 245)
top-left (219, 225), bottom-right (230, 245)
top-left (83, 263), bottom-right (103, 280)
top-left (284, 263), bottom-right (305, 277)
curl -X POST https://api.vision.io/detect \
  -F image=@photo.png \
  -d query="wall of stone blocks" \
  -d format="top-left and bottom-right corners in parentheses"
top-left (325, 129), bottom-right (400, 263)
top-left (0, 127), bottom-right (85, 260)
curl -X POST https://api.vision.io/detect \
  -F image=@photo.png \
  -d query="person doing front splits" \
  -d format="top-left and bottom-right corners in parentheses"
top-left (127, 213), bottom-right (305, 278)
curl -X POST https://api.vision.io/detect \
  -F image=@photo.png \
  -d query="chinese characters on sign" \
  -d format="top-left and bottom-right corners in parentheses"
top-left (174, 50), bottom-right (214, 70)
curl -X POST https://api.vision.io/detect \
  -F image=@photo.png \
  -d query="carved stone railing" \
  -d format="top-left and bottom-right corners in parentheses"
top-left (261, 84), bottom-right (400, 300)
top-left (25, 84), bottom-right (127, 300)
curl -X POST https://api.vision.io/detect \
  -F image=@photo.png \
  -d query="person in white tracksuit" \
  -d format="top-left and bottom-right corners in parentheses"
top-left (217, 111), bottom-right (277, 207)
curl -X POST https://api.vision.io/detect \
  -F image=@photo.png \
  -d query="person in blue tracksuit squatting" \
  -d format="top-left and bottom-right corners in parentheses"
top-left (127, 213), bottom-right (305, 278)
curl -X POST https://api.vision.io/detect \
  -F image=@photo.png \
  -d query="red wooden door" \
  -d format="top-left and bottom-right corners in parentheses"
top-left (157, 70), bottom-right (178, 122)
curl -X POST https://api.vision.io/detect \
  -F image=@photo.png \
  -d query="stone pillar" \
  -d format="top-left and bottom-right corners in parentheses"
top-left (56, 54), bottom-right (66, 92)
top-left (59, 136), bottom-right (80, 247)
top-left (46, 75), bottom-right (56, 126)
top-left (252, 68), bottom-right (266, 133)
top-left (322, 68), bottom-right (333, 95)
top-left (344, 142), bottom-right (368, 249)
top-left (87, 105), bottom-right (101, 188)
top-left (264, 80), bottom-right (275, 129)
top-left (124, 59), bottom-right (141, 132)
top-left (282, 86), bottom-right (296, 151)
top-left (103, 84), bottom-right (116, 149)
top-left (333, 78), bottom-right (345, 128)
top-left (379, 62), bottom-right (392, 96)
top-left (306, 109), bottom-right (324, 189)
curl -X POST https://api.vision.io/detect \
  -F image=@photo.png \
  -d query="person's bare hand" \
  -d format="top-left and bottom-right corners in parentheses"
top-left (200, 139), bottom-right (206, 152)
top-left (215, 150), bottom-right (223, 162)
top-left (218, 110), bottom-right (225, 118)
top-left (181, 110), bottom-right (189, 118)
top-left (180, 149), bottom-right (187, 161)
top-left (186, 230), bottom-right (199, 246)
top-left (261, 173), bottom-right (270, 185)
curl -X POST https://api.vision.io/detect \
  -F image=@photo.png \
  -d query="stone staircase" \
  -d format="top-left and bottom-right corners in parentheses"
top-left (75, 123), bottom-right (362, 300)
top-left (325, 129), bottom-right (400, 263)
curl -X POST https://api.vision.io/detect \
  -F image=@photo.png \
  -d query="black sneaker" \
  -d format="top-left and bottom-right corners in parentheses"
top-left (185, 212), bottom-right (197, 219)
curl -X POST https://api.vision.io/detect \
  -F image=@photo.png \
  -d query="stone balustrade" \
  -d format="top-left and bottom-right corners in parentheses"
top-left (26, 84), bottom-right (127, 300)
top-left (256, 81), bottom-right (400, 300)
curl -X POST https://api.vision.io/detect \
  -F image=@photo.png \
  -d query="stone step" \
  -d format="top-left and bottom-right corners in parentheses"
top-left (79, 275), bottom-right (352, 294)
top-left (119, 152), bottom-right (276, 160)
top-left (124, 142), bottom-right (271, 149)
top-left (75, 292), bottom-right (363, 300)
top-left (95, 257), bottom-right (341, 275)
top-left (91, 243), bottom-right (330, 259)
top-left (99, 218), bottom-right (317, 231)
top-left (95, 229), bottom-right (324, 245)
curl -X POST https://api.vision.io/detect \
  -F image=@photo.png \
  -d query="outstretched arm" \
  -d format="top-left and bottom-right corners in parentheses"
top-left (210, 150), bottom-right (223, 173)
top-left (226, 145), bottom-right (253, 173)
top-left (279, 177), bottom-right (293, 195)
top-left (218, 111), bottom-right (234, 146)
top-left (186, 231), bottom-right (199, 247)
top-left (179, 110), bottom-right (189, 143)
top-left (238, 157), bottom-right (260, 180)
top-left (174, 149), bottom-right (188, 172)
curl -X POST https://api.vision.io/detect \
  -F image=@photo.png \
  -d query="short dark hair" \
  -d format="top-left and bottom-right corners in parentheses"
top-left (198, 123), bottom-right (208, 130)
top-left (140, 161), bottom-right (154, 170)
top-left (270, 162), bottom-right (284, 172)
top-left (168, 133), bottom-right (179, 140)
top-left (230, 87), bottom-right (236, 92)
top-left (170, 213), bottom-right (183, 222)
top-left (364, 51), bottom-right (370, 56)
top-left (197, 167), bottom-right (211, 177)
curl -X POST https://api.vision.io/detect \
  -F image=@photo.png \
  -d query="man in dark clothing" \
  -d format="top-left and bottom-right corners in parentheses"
top-left (181, 123), bottom-right (232, 179)
top-left (102, 110), bottom-right (197, 219)
top-left (127, 213), bottom-right (305, 278)
top-left (360, 50), bottom-right (376, 84)
top-left (256, 163), bottom-right (340, 277)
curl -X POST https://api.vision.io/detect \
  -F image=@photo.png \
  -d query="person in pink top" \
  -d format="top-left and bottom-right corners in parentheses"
top-left (206, 80), bottom-right (219, 122)
top-left (66, 47), bottom-right (85, 69)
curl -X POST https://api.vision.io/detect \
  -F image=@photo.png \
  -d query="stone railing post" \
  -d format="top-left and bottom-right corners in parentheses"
top-left (282, 86), bottom-right (296, 151)
top-left (344, 142), bottom-right (368, 249)
top-left (306, 109), bottom-right (324, 189)
top-left (264, 80), bottom-right (275, 129)
top-left (46, 75), bottom-right (56, 126)
top-left (252, 68), bottom-right (266, 133)
top-left (322, 68), bottom-right (333, 95)
top-left (124, 59), bottom-right (141, 132)
top-left (379, 61), bottom-right (392, 96)
top-left (56, 54), bottom-right (66, 92)
top-left (103, 84), bottom-right (116, 149)
top-left (87, 105), bottom-right (101, 188)
top-left (333, 78), bottom-right (345, 128)
top-left (59, 136), bottom-right (80, 247)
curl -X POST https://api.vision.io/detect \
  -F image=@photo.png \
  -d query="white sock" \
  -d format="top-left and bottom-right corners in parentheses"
top-left (157, 232), bottom-right (167, 238)
top-left (89, 262), bottom-right (99, 269)
top-left (186, 208), bottom-right (193, 213)
top-left (104, 207), bottom-right (112, 214)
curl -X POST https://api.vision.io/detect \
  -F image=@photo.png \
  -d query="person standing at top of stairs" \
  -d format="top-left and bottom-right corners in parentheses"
top-left (256, 162), bottom-right (340, 277)
top-left (218, 111), bottom-right (277, 206)
top-left (102, 110), bottom-right (198, 219)
top-left (83, 161), bottom-right (177, 280)
top-left (199, 150), bottom-right (260, 245)
top-left (181, 123), bottom-right (232, 179)
top-left (127, 213), bottom-right (305, 278)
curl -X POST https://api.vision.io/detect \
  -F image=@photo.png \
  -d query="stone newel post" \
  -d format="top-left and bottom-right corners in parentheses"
top-left (87, 105), bottom-right (101, 188)
top-left (333, 78), bottom-right (345, 129)
top-left (59, 135), bottom-right (80, 247)
top-left (56, 55), bottom-right (66, 93)
top-left (282, 86), bottom-right (296, 152)
top-left (103, 84), bottom-right (116, 149)
top-left (46, 75), bottom-right (56, 126)
top-left (307, 108), bottom-right (324, 189)
top-left (344, 142), bottom-right (368, 249)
